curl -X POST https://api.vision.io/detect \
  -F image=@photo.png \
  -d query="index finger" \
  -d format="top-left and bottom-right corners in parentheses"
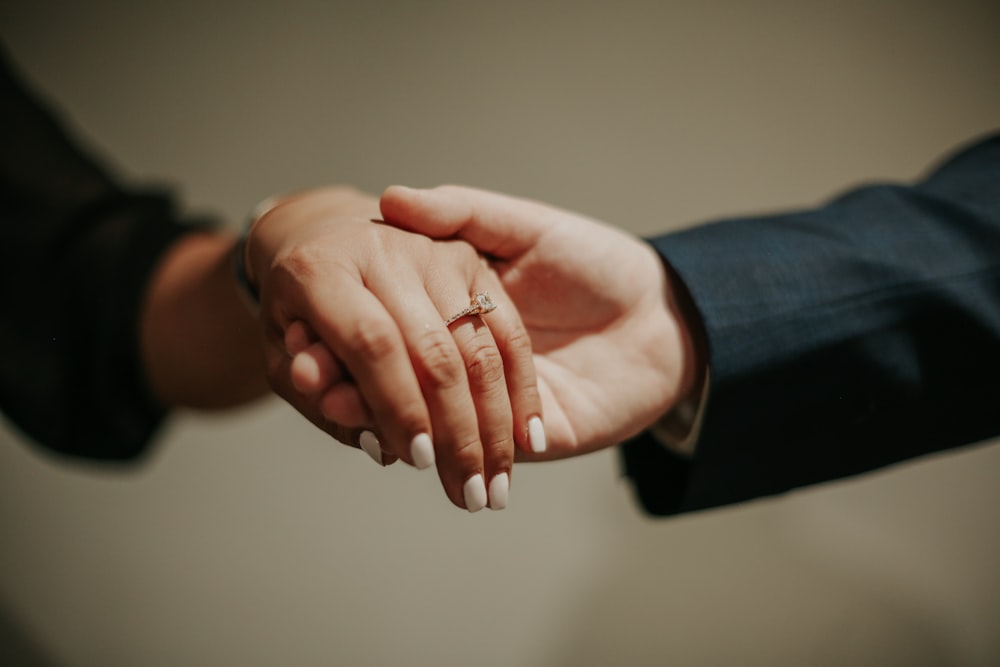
top-left (294, 275), bottom-right (437, 472)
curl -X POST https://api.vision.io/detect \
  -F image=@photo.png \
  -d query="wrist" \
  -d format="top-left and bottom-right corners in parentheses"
top-left (236, 195), bottom-right (284, 309)
top-left (142, 232), bottom-right (268, 407)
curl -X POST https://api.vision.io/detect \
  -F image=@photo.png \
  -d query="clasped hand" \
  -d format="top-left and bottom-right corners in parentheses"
top-left (246, 186), bottom-right (697, 512)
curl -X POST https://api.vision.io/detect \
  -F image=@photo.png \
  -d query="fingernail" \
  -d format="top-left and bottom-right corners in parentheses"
top-left (290, 352), bottom-right (321, 393)
top-left (528, 416), bottom-right (547, 453)
top-left (410, 433), bottom-right (435, 470)
top-left (463, 474), bottom-right (488, 513)
top-left (359, 430), bottom-right (383, 466)
top-left (489, 473), bottom-right (509, 511)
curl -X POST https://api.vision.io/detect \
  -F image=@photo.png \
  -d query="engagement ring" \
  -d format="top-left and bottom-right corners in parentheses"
top-left (445, 292), bottom-right (497, 325)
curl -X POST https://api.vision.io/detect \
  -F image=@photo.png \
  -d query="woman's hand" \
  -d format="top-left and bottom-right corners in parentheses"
top-left (244, 187), bottom-right (544, 511)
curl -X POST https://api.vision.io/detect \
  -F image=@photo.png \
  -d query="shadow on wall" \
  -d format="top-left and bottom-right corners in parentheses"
top-left (0, 599), bottom-right (63, 667)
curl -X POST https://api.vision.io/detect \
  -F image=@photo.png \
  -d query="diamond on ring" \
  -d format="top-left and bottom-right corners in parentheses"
top-left (445, 292), bottom-right (497, 325)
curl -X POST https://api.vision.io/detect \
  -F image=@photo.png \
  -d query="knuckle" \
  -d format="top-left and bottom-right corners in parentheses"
top-left (482, 436), bottom-right (514, 464)
top-left (448, 437), bottom-right (483, 471)
top-left (273, 243), bottom-right (322, 283)
top-left (414, 329), bottom-right (465, 390)
top-left (465, 340), bottom-right (505, 388)
top-left (349, 321), bottom-right (399, 360)
top-left (502, 325), bottom-right (534, 362)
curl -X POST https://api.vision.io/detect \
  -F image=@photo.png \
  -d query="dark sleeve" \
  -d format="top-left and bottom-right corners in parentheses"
top-left (622, 132), bottom-right (1000, 516)
top-left (0, 49), bottom-right (204, 461)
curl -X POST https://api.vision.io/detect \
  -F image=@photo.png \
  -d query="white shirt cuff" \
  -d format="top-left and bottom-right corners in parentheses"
top-left (649, 369), bottom-right (710, 458)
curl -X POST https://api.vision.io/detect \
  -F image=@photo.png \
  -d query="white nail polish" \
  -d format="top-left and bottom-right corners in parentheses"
top-left (528, 416), bottom-right (547, 453)
top-left (463, 475), bottom-right (488, 513)
top-left (359, 430), bottom-right (383, 466)
top-left (410, 433), bottom-right (435, 470)
top-left (489, 473), bottom-right (509, 511)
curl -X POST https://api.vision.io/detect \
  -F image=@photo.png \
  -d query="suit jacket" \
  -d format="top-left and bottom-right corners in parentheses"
top-left (622, 133), bottom-right (1000, 516)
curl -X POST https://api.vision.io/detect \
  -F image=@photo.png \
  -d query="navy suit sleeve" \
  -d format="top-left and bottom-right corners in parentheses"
top-left (622, 133), bottom-right (1000, 516)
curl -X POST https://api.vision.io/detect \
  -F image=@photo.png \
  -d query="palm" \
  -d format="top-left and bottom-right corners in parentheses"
top-left (491, 216), bottom-right (683, 459)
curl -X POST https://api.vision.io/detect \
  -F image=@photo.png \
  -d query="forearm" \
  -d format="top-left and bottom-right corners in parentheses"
top-left (0, 49), bottom-right (267, 457)
top-left (628, 133), bottom-right (1000, 515)
top-left (140, 232), bottom-right (269, 409)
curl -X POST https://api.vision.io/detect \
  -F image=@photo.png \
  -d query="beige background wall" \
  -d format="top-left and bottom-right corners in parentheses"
top-left (2, 1), bottom-right (999, 665)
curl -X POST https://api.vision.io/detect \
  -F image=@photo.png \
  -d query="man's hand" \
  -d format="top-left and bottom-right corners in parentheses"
top-left (380, 185), bottom-right (701, 459)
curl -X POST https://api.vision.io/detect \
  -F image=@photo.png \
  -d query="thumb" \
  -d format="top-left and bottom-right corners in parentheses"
top-left (379, 185), bottom-right (547, 261)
